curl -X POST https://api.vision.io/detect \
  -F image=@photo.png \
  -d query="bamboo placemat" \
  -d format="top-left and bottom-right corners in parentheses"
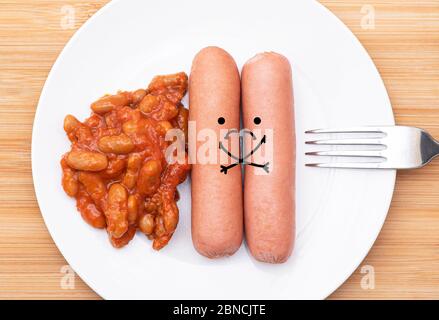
top-left (0, 0), bottom-right (438, 299)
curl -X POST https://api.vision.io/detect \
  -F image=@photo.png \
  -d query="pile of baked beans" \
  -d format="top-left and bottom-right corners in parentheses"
top-left (61, 72), bottom-right (191, 250)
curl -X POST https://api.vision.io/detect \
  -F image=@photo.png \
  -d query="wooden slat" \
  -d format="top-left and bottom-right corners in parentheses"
top-left (1, 0), bottom-right (439, 299)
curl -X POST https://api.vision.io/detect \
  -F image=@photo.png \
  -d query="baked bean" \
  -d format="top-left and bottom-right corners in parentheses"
top-left (78, 172), bottom-right (106, 210)
top-left (144, 197), bottom-right (158, 214)
top-left (148, 72), bottom-right (188, 93)
top-left (122, 153), bottom-right (144, 189)
top-left (157, 121), bottom-right (173, 136)
top-left (131, 89), bottom-right (147, 106)
top-left (139, 94), bottom-right (160, 114)
top-left (148, 73), bottom-right (188, 106)
top-left (127, 194), bottom-right (139, 225)
top-left (151, 100), bottom-right (179, 121)
top-left (64, 115), bottom-right (80, 134)
top-left (175, 105), bottom-right (189, 142)
top-left (154, 215), bottom-right (166, 237)
top-left (105, 183), bottom-right (129, 239)
top-left (76, 125), bottom-right (94, 144)
top-left (100, 156), bottom-right (127, 179)
top-left (121, 118), bottom-right (151, 136)
top-left (162, 158), bottom-right (191, 186)
top-left (110, 225), bottom-right (136, 248)
top-left (153, 235), bottom-right (172, 251)
top-left (67, 150), bottom-right (108, 171)
top-left (162, 196), bottom-right (179, 233)
top-left (137, 159), bottom-right (162, 196)
top-left (76, 187), bottom-right (106, 229)
top-left (122, 120), bottom-right (138, 135)
top-left (61, 158), bottom-right (78, 197)
top-left (152, 214), bottom-right (170, 250)
top-left (91, 92), bottom-right (131, 114)
top-left (139, 214), bottom-right (155, 236)
top-left (98, 134), bottom-right (134, 154)
top-left (122, 173), bottom-right (137, 190)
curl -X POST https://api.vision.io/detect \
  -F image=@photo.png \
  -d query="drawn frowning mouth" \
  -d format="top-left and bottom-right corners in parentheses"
top-left (219, 129), bottom-right (269, 175)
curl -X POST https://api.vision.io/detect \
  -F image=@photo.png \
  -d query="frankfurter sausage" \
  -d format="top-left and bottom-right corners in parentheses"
top-left (189, 47), bottom-right (243, 258)
top-left (241, 52), bottom-right (295, 264)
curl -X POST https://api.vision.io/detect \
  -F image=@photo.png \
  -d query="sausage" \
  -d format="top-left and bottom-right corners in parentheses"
top-left (241, 52), bottom-right (295, 264)
top-left (189, 47), bottom-right (243, 258)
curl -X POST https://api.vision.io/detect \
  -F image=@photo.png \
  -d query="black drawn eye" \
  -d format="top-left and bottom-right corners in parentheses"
top-left (218, 117), bottom-right (225, 125)
top-left (254, 117), bottom-right (261, 125)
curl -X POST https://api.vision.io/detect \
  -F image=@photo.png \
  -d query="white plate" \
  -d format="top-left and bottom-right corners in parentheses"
top-left (32, 0), bottom-right (395, 299)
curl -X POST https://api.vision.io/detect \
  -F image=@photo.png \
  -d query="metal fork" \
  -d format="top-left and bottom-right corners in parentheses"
top-left (305, 126), bottom-right (439, 169)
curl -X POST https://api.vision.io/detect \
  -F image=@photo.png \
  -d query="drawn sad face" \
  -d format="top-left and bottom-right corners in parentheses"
top-left (217, 116), bottom-right (269, 175)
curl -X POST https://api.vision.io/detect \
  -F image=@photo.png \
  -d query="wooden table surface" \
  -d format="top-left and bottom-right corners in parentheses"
top-left (1, 0), bottom-right (439, 300)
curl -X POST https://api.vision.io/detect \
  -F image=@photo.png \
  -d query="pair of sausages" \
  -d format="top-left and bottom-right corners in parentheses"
top-left (189, 47), bottom-right (295, 264)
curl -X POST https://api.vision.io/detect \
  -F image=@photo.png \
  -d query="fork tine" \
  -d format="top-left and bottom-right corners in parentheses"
top-left (305, 127), bottom-right (384, 134)
top-left (306, 162), bottom-right (386, 169)
top-left (305, 138), bottom-right (384, 145)
top-left (306, 150), bottom-right (384, 158)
